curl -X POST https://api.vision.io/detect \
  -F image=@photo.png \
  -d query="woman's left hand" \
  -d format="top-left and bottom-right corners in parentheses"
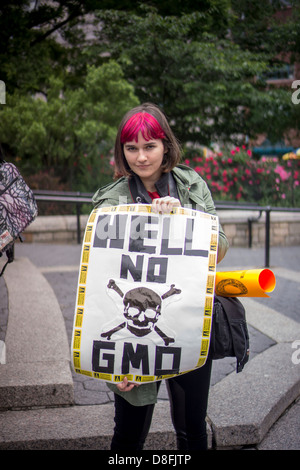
top-left (151, 196), bottom-right (181, 214)
top-left (116, 376), bottom-right (139, 392)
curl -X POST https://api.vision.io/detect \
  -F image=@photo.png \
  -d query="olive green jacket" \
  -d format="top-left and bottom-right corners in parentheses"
top-left (92, 164), bottom-right (229, 406)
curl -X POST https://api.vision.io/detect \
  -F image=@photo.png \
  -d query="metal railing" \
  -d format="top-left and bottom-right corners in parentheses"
top-left (33, 190), bottom-right (300, 267)
top-left (33, 190), bottom-right (92, 244)
top-left (215, 203), bottom-right (300, 267)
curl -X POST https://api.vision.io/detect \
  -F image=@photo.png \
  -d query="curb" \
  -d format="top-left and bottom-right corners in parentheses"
top-left (0, 257), bottom-right (74, 410)
top-left (208, 343), bottom-right (300, 448)
top-left (0, 401), bottom-right (178, 450)
top-left (207, 293), bottom-right (300, 448)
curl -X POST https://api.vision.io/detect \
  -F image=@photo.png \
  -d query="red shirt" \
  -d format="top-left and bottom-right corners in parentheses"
top-left (147, 191), bottom-right (160, 200)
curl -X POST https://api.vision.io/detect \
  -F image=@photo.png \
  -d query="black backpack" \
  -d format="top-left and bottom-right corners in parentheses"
top-left (209, 295), bottom-right (250, 373)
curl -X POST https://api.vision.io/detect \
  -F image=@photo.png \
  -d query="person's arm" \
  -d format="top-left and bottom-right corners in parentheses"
top-left (202, 182), bottom-right (229, 263)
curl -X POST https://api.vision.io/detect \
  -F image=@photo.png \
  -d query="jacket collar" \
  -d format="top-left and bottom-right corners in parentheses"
top-left (128, 171), bottom-right (179, 203)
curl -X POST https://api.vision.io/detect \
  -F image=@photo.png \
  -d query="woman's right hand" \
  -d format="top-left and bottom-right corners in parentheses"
top-left (151, 196), bottom-right (181, 214)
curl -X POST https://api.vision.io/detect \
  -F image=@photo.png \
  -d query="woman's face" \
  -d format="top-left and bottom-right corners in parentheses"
top-left (123, 131), bottom-right (165, 191)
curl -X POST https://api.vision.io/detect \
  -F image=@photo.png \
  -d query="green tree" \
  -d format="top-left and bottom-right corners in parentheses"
top-left (0, 0), bottom-right (230, 95)
top-left (1, 0), bottom-right (298, 187)
top-left (0, 61), bottom-right (139, 190)
top-left (230, 0), bottom-right (300, 145)
top-left (91, 6), bottom-right (273, 145)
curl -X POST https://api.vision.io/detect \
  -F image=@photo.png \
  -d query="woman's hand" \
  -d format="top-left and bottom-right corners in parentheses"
top-left (116, 376), bottom-right (139, 392)
top-left (151, 196), bottom-right (181, 214)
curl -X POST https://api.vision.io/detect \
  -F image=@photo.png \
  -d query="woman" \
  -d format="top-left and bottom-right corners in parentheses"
top-left (93, 103), bottom-right (229, 451)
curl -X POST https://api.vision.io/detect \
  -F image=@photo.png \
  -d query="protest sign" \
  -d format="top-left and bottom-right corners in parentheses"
top-left (71, 204), bottom-right (218, 384)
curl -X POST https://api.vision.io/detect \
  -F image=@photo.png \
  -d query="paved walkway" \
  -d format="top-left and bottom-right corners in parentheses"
top-left (0, 242), bottom-right (299, 450)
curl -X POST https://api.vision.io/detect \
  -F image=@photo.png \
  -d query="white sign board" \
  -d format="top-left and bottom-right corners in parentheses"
top-left (71, 204), bottom-right (218, 384)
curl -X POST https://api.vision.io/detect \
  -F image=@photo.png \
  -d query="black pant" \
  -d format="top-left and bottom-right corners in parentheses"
top-left (110, 358), bottom-right (212, 451)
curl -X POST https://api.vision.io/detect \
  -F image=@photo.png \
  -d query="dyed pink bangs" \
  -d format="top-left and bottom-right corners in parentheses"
top-left (121, 112), bottom-right (165, 144)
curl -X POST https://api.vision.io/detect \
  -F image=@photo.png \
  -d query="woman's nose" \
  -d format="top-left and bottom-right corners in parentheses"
top-left (137, 150), bottom-right (147, 161)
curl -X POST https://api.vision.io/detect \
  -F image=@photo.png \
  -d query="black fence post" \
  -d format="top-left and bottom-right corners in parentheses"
top-left (76, 192), bottom-right (81, 244)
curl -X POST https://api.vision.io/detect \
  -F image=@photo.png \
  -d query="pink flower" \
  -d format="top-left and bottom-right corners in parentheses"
top-left (227, 158), bottom-right (233, 164)
top-left (184, 159), bottom-right (190, 165)
top-left (230, 150), bottom-right (235, 155)
top-left (274, 164), bottom-right (291, 181)
top-left (247, 149), bottom-right (252, 157)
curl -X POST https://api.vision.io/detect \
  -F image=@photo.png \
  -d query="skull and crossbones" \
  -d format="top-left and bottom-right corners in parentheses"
top-left (101, 280), bottom-right (181, 346)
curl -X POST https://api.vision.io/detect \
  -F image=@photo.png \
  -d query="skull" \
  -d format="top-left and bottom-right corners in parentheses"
top-left (102, 280), bottom-right (181, 345)
top-left (123, 287), bottom-right (162, 337)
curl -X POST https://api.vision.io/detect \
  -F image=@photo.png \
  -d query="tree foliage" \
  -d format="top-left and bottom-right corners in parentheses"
top-left (0, 0), bottom-right (299, 192)
top-left (0, 61), bottom-right (139, 189)
top-left (92, 5), bottom-right (295, 145)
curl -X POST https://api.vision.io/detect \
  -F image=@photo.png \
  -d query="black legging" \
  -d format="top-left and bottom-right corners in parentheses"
top-left (110, 358), bottom-right (212, 451)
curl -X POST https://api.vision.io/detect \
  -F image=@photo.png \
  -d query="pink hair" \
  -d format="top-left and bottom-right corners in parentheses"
top-left (120, 112), bottom-right (165, 144)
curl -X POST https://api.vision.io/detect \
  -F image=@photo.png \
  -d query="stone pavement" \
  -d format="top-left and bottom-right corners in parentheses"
top-left (0, 242), bottom-right (299, 450)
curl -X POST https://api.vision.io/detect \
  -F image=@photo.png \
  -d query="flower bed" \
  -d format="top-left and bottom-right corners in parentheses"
top-left (183, 146), bottom-right (300, 207)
